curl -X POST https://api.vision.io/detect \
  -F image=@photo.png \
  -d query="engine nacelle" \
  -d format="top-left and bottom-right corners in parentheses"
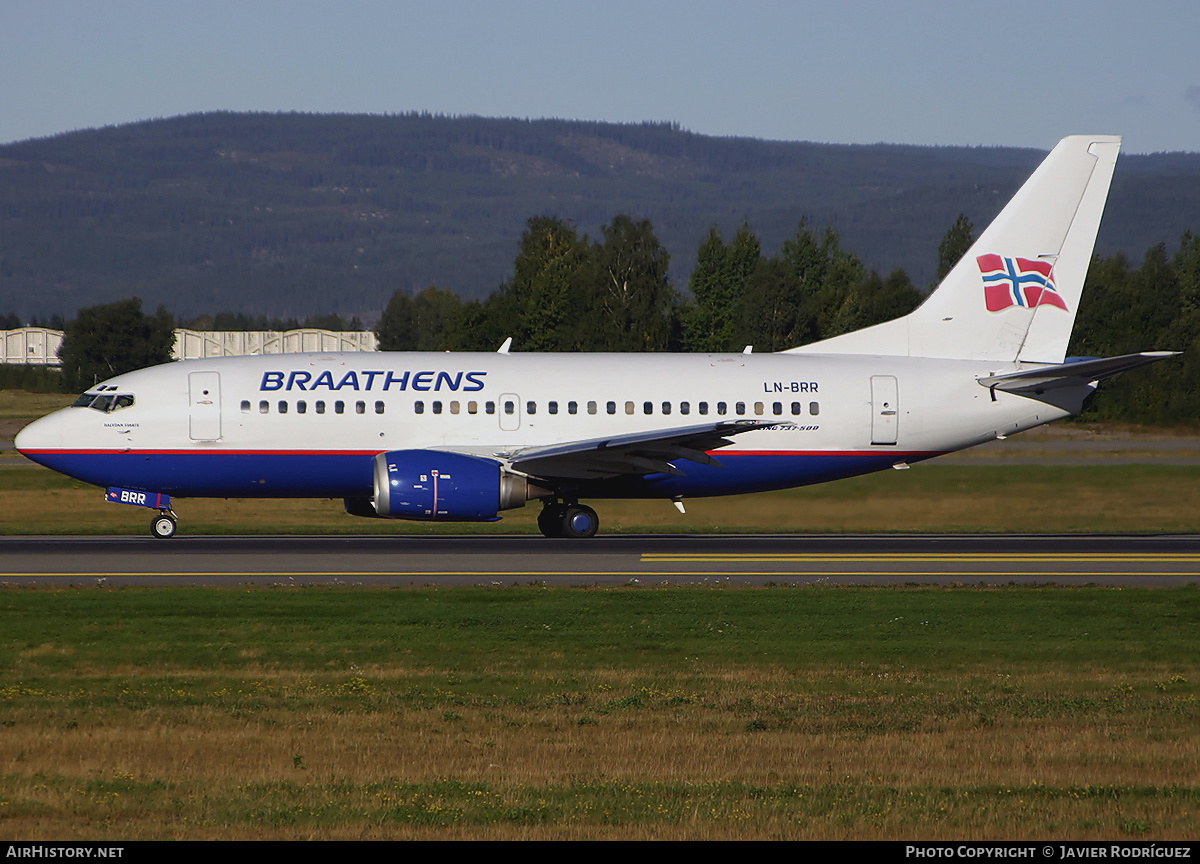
top-left (365, 449), bottom-right (536, 521)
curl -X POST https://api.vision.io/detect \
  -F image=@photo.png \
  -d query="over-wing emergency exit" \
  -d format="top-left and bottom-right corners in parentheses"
top-left (16, 135), bottom-right (1174, 538)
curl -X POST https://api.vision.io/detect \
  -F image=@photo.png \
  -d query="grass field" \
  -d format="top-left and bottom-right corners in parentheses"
top-left (4, 392), bottom-right (1199, 839)
top-left (0, 585), bottom-right (1197, 840)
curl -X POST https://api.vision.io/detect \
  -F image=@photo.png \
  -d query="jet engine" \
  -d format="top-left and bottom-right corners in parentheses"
top-left (345, 449), bottom-right (543, 521)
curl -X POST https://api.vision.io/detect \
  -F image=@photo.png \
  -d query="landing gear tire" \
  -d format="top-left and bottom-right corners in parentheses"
top-left (536, 502), bottom-right (599, 538)
top-left (560, 504), bottom-right (599, 539)
top-left (537, 503), bottom-right (566, 538)
top-left (151, 512), bottom-right (177, 539)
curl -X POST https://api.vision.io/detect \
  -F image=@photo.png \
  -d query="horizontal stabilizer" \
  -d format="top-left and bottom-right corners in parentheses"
top-left (976, 352), bottom-right (1177, 396)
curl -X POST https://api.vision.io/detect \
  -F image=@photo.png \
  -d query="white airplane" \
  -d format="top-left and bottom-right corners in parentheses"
top-left (16, 135), bottom-right (1173, 539)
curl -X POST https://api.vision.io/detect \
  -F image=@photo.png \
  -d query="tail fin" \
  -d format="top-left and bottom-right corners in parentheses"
top-left (786, 135), bottom-right (1121, 363)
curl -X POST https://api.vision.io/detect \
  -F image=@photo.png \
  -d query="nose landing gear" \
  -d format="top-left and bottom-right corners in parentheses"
top-left (105, 488), bottom-right (178, 539)
top-left (151, 510), bottom-right (178, 539)
top-left (537, 501), bottom-right (599, 538)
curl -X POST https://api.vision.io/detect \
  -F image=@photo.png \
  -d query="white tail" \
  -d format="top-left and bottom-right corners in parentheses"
top-left (787, 135), bottom-right (1121, 363)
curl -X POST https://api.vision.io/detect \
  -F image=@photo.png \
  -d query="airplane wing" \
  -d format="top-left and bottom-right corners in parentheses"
top-left (976, 351), bottom-right (1177, 396)
top-left (503, 420), bottom-right (779, 480)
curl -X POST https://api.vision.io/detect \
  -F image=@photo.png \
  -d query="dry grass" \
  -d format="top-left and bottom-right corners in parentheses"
top-left (0, 390), bottom-right (72, 422)
top-left (2, 667), bottom-right (1197, 839)
top-left (0, 586), bottom-right (1197, 839)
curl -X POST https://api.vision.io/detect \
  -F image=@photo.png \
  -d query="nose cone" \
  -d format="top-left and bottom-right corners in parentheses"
top-left (14, 411), bottom-right (64, 465)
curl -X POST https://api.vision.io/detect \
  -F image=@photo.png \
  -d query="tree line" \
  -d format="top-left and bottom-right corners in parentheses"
top-left (1068, 231), bottom-right (1200, 423)
top-left (5, 211), bottom-right (1198, 425)
top-left (375, 214), bottom-right (926, 354)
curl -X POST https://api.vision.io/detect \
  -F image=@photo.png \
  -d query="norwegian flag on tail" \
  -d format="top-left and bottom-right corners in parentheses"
top-left (977, 254), bottom-right (1067, 312)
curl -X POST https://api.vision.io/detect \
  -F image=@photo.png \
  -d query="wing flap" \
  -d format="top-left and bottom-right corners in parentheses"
top-left (506, 420), bottom-right (775, 480)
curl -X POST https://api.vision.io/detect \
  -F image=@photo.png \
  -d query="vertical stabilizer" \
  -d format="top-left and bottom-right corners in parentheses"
top-left (786, 135), bottom-right (1121, 362)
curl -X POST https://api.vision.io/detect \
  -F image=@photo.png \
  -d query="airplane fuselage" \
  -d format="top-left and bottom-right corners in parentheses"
top-left (17, 350), bottom-right (1066, 503)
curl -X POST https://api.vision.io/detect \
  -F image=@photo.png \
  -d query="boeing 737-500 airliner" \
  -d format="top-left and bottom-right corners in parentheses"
top-left (15, 135), bottom-right (1173, 538)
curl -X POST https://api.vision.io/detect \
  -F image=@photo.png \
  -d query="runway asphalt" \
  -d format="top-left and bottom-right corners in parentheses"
top-left (2, 533), bottom-right (1200, 586)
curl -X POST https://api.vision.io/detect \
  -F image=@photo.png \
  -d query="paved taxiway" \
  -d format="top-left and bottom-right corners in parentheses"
top-left (2, 534), bottom-right (1199, 586)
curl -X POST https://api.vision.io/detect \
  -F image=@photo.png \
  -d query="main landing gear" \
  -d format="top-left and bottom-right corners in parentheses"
top-left (537, 501), bottom-right (599, 539)
top-left (151, 509), bottom-right (178, 539)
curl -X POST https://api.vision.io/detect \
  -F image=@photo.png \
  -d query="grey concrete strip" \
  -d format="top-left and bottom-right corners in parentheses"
top-left (2, 534), bottom-right (1198, 586)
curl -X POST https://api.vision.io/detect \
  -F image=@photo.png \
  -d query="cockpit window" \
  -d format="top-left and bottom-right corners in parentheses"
top-left (73, 392), bottom-right (135, 412)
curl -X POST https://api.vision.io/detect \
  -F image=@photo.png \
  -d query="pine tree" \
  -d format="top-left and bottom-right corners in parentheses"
top-left (936, 213), bottom-right (975, 283)
top-left (58, 298), bottom-right (175, 391)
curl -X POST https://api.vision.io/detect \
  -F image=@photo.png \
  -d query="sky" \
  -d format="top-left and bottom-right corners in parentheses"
top-left (2, 0), bottom-right (1198, 154)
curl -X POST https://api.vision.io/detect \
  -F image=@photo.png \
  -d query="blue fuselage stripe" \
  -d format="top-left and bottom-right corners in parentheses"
top-left (25, 449), bottom-right (931, 500)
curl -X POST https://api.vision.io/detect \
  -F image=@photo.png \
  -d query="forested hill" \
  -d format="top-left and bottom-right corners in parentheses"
top-left (1, 112), bottom-right (1197, 322)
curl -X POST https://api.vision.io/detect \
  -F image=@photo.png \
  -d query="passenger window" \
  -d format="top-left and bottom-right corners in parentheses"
top-left (680, 402), bottom-right (690, 415)
top-left (736, 402), bottom-right (746, 416)
top-left (589, 401), bottom-right (599, 415)
top-left (699, 402), bottom-right (709, 416)
top-left (278, 401), bottom-right (288, 414)
top-left (527, 401), bottom-right (536, 415)
top-left (486, 401), bottom-right (496, 415)
top-left (810, 401), bottom-right (820, 416)
top-left (432, 401), bottom-right (442, 414)
top-left (643, 401), bottom-right (653, 415)
top-left (414, 401), bottom-right (424, 414)
top-left (548, 401), bottom-right (558, 415)
top-left (568, 401), bottom-right (578, 415)
top-left (259, 400), bottom-right (269, 414)
top-left (717, 402), bottom-right (727, 415)
top-left (450, 401), bottom-right (460, 415)
top-left (773, 402), bottom-right (782, 416)
top-left (625, 401), bottom-right (635, 415)
top-left (356, 401), bottom-right (365, 414)
top-left (316, 401), bottom-right (326, 414)
top-left (468, 401), bottom-right (478, 414)
top-left (791, 401), bottom-right (801, 415)
top-left (241, 400), bottom-right (251, 413)
top-left (375, 401), bottom-right (385, 414)
top-left (504, 401), bottom-right (515, 415)
top-left (297, 400), bottom-right (307, 414)
top-left (754, 402), bottom-right (763, 416)
top-left (335, 401), bottom-right (345, 415)
top-left (607, 401), bottom-right (616, 415)
top-left (662, 402), bottom-right (671, 415)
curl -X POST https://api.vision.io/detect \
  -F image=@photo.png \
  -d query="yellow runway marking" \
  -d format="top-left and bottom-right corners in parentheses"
top-left (642, 553), bottom-right (1200, 563)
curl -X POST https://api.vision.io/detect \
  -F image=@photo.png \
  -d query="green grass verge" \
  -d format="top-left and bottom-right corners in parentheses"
top-left (0, 585), bottom-right (1197, 839)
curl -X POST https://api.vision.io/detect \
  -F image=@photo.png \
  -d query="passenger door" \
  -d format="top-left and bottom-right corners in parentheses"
top-left (189, 371), bottom-right (222, 441)
top-left (870, 375), bottom-right (898, 445)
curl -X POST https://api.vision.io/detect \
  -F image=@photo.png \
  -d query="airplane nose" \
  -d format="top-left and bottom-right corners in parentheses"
top-left (14, 412), bottom-right (63, 463)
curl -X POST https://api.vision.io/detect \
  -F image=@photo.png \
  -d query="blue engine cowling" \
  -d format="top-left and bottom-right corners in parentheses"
top-left (368, 450), bottom-right (533, 521)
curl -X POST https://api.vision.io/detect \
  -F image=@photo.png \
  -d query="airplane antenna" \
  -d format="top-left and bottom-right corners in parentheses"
top-left (497, 337), bottom-right (512, 354)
